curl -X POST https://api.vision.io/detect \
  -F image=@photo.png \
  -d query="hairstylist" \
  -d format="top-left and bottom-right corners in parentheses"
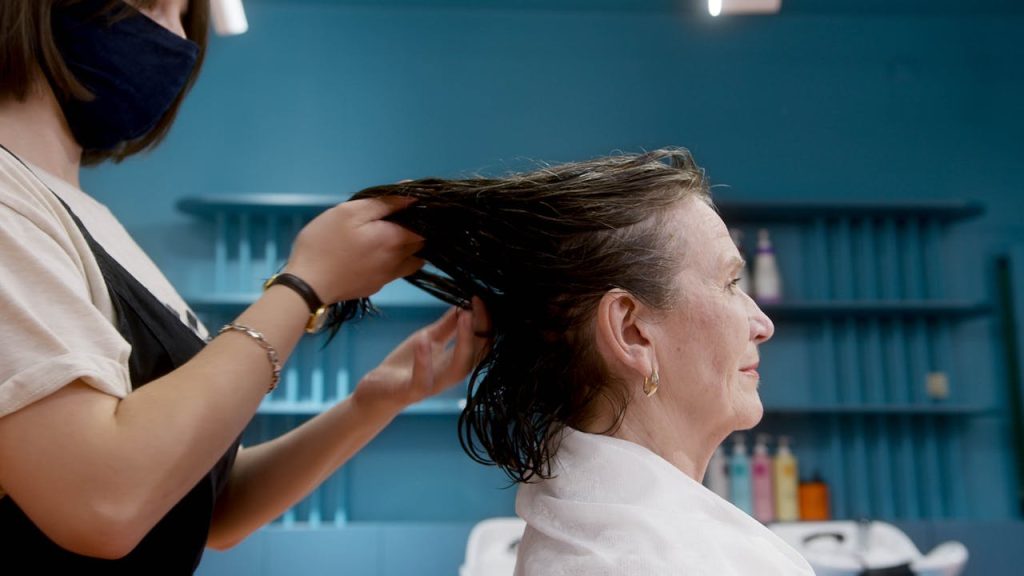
top-left (0, 0), bottom-right (489, 572)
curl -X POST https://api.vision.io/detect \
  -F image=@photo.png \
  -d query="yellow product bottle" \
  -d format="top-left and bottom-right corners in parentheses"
top-left (773, 436), bottom-right (800, 522)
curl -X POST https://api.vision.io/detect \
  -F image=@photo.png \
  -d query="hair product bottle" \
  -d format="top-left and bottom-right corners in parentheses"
top-left (774, 436), bottom-right (800, 522)
top-left (754, 228), bottom-right (782, 303)
top-left (705, 445), bottom-right (731, 501)
top-left (730, 228), bottom-right (751, 295)
top-left (730, 435), bottom-right (753, 515)
top-left (752, 434), bottom-right (775, 523)
top-left (798, 472), bottom-right (831, 521)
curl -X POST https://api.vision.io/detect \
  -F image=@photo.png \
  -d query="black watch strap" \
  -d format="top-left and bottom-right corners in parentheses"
top-left (264, 273), bottom-right (323, 313)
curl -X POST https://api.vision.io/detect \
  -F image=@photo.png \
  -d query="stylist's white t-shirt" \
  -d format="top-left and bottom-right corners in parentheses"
top-left (0, 148), bottom-right (207, 422)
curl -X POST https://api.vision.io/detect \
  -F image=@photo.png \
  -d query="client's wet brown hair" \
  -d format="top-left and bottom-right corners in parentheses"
top-left (332, 148), bottom-right (711, 482)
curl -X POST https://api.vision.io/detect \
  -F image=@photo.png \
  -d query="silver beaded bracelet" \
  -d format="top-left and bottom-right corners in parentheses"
top-left (218, 322), bottom-right (281, 393)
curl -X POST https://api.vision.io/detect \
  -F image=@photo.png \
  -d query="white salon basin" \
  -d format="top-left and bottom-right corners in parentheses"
top-left (769, 520), bottom-right (968, 576)
top-left (460, 517), bottom-right (526, 576)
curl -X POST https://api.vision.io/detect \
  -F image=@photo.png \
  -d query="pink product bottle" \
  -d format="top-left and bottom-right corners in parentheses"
top-left (752, 434), bottom-right (775, 523)
top-left (753, 228), bottom-right (782, 304)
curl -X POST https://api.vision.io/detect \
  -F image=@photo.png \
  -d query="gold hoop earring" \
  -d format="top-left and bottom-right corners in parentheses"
top-left (643, 369), bottom-right (660, 397)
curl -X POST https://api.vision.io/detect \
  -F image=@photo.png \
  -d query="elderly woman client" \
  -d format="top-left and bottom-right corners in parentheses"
top-left (333, 148), bottom-right (815, 575)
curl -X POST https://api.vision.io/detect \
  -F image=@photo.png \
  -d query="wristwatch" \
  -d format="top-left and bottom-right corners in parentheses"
top-left (263, 273), bottom-right (330, 333)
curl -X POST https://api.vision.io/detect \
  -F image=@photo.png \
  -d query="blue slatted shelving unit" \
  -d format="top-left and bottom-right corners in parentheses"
top-left (179, 195), bottom-right (1004, 530)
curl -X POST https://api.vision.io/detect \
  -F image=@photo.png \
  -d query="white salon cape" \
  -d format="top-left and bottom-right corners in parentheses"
top-left (514, 428), bottom-right (815, 576)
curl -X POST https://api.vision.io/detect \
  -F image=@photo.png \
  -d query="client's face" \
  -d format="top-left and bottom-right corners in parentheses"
top-left (650, 197), bottom-right (775, 440)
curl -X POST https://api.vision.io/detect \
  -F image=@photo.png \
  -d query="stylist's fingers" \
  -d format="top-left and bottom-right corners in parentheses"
top-left (425, 308), bottom-right (460, 342)
top-left (469, 297), bottom-right (493, 360)
top-left (376, 223), bottom-right (422, 257)
top-left (471, 296), bottom-right (492, 338)
top-left (356, 219), bottom-right (423, 282)
top-left (437, 308), bottom-right (480, 388)
top-left (396, 255), bottom-right (425, 279)
top-left (411, 332), bottom-right (436, 397)
top-left (414, 307), bottom-right (464, 392)
top-left (362, 219), bottom-right (424, 252)
top-left (346, 196), bottom-right (417, 223)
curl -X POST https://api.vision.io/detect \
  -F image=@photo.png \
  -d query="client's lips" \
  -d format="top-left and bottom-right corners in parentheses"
top-left (739, 362), bottom-right (760, 378)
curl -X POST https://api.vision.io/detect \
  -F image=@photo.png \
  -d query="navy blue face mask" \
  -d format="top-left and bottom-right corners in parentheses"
top-left (51, 0), bottom-right (200, 152)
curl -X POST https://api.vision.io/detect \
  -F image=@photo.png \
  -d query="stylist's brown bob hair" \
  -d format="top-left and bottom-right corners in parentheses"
top-left (0, 0), bottom-right (210, 165)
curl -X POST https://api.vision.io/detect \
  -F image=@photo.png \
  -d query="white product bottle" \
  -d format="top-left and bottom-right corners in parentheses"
top-left (729, 435), bottom-right (753, 515)
top-left (774, 435), bottom-right (800, 522)
top-left (754, 228), bottom-right (782, 303)
top-left (752, 434), bottom-right (775, 523)
top-left (729, 228), bottom-right (751, 294)
top-left (705, 445), bottom-right (730, 501)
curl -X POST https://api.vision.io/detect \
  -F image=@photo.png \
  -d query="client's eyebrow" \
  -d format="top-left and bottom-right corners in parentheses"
top-left (725, 256), bottom-right (746, 274)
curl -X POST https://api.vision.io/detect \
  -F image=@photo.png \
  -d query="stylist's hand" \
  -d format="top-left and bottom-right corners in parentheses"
top-left (353, 297), bottom-right (491, 417)
top-left (284, 197), bottom-right (423, 303)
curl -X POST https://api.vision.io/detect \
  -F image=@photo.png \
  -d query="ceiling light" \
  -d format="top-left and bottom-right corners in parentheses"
top-left (211, 0), bottom-right (248, 36)
top-left (708, 0), bottom-right (782, 17)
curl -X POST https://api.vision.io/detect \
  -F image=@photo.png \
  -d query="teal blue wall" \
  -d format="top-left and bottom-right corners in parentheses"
top-left (78, 1), bottom-right (1024, 573)
top-left (84, 0), bottom-right (1024, 312)
top-left (84, 0), bottom-right (1024, 282)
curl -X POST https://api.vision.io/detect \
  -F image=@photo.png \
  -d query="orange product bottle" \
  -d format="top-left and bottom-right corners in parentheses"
top-left (798, 472), bottom-right (831, 521)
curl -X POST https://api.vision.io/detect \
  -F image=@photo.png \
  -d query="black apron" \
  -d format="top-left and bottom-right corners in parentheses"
top-left (0, 147), bottom-right (241, 573)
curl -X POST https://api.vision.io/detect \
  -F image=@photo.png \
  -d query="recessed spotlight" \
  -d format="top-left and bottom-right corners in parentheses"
top-left (708, 0), bottom-right (782, 17)
top-left (211, 0), bottom-right (248, 36)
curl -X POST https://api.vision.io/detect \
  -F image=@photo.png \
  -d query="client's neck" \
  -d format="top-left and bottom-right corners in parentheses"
top-left (610, 418), bottom-right (709, 481)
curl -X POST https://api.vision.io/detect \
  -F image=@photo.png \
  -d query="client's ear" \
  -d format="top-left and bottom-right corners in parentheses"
top-left (594, 289), bottom-right (655, 382)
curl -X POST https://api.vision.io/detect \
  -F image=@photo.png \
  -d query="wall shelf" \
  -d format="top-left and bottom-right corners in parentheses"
top-left (259, 397), bottom-right (466, 416)
top-left (763, 403), bottom-right (992, 415)
top-left (188, 293), bottom-right (989, 320)
top-left (257, 399), bottom-right (989, 417)
top-left (178, 195), bottom-right (985, 222)
top-left (718, 200), bottom-right (984, 223)
top-left (185, 290), bottom-right (445, 313)
top-left (760, 300), bottom-right (990, 320)
top-left (178, 193), bottom-right (1001, 526)
top-left (178, 194), bottom-right (346, 217)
